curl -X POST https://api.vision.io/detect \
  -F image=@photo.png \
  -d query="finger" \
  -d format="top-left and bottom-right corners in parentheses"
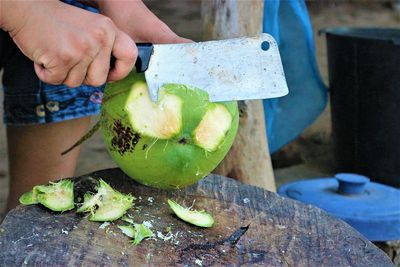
top-left (84, 17), bottom-right (114, 87)
top-left (107, 30), bottom-right (137, 82)
top-left (146, 33), bottom-right (192, 44)
top-left (34, 62), bottom-right (68, 85)
top-left (170, 36), bottom-right (193, 44)
top-left (62, 57), bottom-right (92, 88)
top-left (154, 30), bottom-right (193, 44)
top-left (124, 1), bottom-right (192, 44)
top-left (84, 47), bottom-right (112, 87)
top-left (141, 19), bottom-right (192, 44)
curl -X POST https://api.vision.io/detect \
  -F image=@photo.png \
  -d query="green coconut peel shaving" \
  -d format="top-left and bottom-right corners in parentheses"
top-left (19, 191), bottom-right (38, 205)
top-left (118, 222), bottom-right (154, 245)
top-left (167, 199), bottom-right (214, 228)
top-left (19, 178), bottom-right (134, 221)
top-left (77, 179), bottom-right (134, 221)
top-left (19, 179), bottom-right (75, 212)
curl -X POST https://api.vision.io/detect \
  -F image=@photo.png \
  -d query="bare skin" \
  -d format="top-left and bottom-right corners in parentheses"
top-left (1, 0), bottom-right (137, 87)
top-left (6, 118), bottom-right (90, 210)
top-left (97, 0), bottom-right (192, 44)
top-left (2, 0), bottom-right (190, 210)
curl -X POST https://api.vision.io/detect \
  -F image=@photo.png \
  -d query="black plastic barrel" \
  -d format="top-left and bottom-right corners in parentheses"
top-left (324, 28), bottom-right (400, 187)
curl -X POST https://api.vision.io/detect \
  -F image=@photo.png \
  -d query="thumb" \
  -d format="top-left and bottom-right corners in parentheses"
top-left (144, 22), bottom-right (193, 44)
top-left (107, 30), bottom-right (137, 82)
top-left (170, 36), bottom-right (193, 44)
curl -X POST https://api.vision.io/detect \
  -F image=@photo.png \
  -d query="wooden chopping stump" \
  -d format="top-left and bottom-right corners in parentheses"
top-left (0, 168), bottom-right (393, 266)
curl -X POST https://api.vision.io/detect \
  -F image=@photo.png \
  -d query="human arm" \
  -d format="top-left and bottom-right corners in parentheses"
top-left (96, 0), bottom-right (192, 44)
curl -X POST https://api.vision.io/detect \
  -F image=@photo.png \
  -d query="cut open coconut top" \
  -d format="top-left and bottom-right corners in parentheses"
top-left (111, 74), bottom-right (235, 152)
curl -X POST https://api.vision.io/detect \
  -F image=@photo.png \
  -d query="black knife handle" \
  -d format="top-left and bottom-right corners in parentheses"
top-left (135, 43), bottom-right (154, 72)
top-left (110, 43), bottom-right (153, 73)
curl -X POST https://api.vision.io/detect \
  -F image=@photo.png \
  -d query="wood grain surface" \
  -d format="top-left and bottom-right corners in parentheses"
top-left (0, 168), bottom-right (393, 266)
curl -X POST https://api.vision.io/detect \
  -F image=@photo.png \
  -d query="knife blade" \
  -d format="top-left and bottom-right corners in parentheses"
top-left (134, 34), bottom-right (289, 103)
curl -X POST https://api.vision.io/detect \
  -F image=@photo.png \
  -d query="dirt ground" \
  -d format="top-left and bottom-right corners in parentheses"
top-left (0, 1), bottom-right (399, 216)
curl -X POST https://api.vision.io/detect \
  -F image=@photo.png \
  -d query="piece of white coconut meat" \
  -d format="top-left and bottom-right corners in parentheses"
top-left (193, 104), bottom-right (232, 152)
top-left (125, 84), bottom-right (182, 139)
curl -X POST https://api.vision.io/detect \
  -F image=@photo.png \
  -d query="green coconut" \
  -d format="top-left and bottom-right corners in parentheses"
top-left (100, 72), bottom-right (239, 189)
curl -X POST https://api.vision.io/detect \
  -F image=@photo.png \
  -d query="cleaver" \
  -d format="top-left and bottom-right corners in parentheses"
top-left (134, 33), bottom-right (289, 103)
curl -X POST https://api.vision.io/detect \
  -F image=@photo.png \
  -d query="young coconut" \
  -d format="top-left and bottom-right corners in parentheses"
top-left (77, 179), bottom-right (134, 221)
top-left (19, 179), bottom-right (74, 212)
top-left (101, 72), bottom-right (239, 189)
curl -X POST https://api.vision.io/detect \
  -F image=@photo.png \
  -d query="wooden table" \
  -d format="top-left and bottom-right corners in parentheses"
top-left (0, 168), bottom-right (393, 266)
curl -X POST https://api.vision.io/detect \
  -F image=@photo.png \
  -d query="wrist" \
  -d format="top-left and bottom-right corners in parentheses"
top-left (1, 0), bottom-right (53, 31)
top-left (0, 0), bottom-right (20, 30)
top-left (96, 0), bottom-right (139, 12)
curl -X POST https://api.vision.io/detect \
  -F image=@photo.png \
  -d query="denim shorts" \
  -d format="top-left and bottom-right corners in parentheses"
top-left (0, 1), bottom-right (104, 125)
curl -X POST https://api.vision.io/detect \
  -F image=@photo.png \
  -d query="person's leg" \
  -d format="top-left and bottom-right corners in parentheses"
top-left (6, 116), bottom-right (91, 210)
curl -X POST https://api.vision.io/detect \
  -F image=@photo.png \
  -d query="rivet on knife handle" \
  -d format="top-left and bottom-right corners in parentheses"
top-left (135, 43), bottom-right (154, 73)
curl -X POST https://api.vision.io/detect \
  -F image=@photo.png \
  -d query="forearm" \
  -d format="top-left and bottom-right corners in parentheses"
top-left (96, 0), bottom-right (138, 11)
top-left (0, 0), bottom-right (29, 31)
top-left (92, 0), bottom-right (190, 44)
top-left (76, 0), bottom-right (138, 11)
top-left (0, 0), bottom-right (58, 32)
top-left (0, 0), bottom-right (97, 31)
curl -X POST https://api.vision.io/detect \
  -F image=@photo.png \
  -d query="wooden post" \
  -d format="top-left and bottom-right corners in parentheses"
top-left (202, 0), bottom-right (276, 191)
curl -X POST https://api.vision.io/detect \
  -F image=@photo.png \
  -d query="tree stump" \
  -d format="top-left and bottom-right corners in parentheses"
top-left (0, 168), bottom-right (393, 266)
top-left (202, 0), bottom-right (276, 191)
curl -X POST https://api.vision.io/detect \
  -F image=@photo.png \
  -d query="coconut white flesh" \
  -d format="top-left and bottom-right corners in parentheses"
top-left (126, 84), bottom-right (182, 139)
top-left (193, 104), bottom-right (232, 152)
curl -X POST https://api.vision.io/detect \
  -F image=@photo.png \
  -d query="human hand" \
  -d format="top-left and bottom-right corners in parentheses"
top-left (0, 0), bottom-right (137, 87)
top-left (97, 0), bottom-right (192, 44)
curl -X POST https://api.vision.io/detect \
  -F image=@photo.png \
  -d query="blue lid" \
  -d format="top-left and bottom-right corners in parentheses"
top-left (278, 173), bottom-right (400, 241)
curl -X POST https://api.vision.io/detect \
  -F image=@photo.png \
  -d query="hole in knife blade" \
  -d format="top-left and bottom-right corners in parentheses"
top-left (261, 41), bottom-right (270, 51)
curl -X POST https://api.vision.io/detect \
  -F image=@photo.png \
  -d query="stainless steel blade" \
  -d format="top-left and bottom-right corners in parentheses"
top-left (145, 34), bottom-right (289, 102)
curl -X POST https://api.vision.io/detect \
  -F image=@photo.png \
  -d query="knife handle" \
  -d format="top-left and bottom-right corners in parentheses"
top-left (110, 43), bottom-right (153, 73)
top-left (136, 43), bottom-right (153, 72)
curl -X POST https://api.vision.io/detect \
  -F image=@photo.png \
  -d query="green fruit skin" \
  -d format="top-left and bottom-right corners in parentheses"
top-left (101, 72), bottom-right (239, 189)
top-left (19, 191), bottom-right (38, 205)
